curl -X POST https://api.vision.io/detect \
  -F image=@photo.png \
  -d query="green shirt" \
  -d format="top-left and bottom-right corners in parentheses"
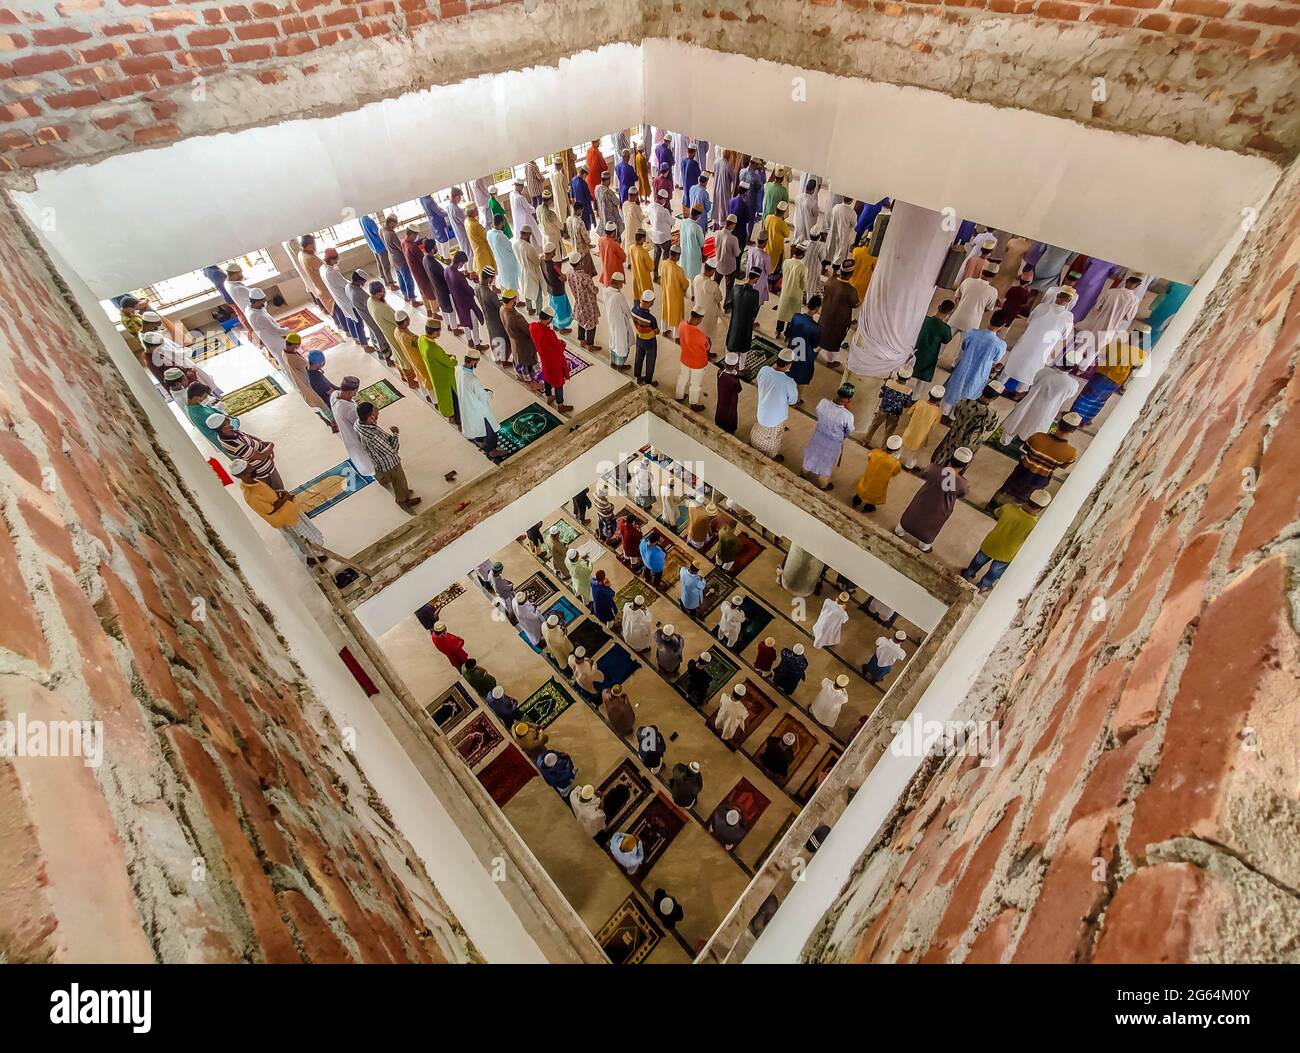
top-left (462, 664), bottom-right (497, 698)
top-left (913, 315), bottom-right (952, 381)
top-left (762, 181), bottom-right (788, 219)
top-left (980, 504), bottom-right (1039, 563)
top-left (418, 335), bottom-right (457, 418)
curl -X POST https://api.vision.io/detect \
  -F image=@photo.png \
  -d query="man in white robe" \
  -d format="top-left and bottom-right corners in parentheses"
top-left (622, 196), bottom-right (645, 254)
top-left (714, 685), bottom-right (749, 741)
top-left (329, 378), bottom-right (375, 477)
top-left (1002, 290), bottom-right (1076, 391)
top-left (691, 260), bottom-right (724, 345)
top-left (812, 592), bottom-right (849, 649)
top-left (601, 273), bottom-right (635, 368)
top-left (246, 289), bottom-right (292, 377)
top-left (811, 674), bottom-right (849, 729)
top-left (825, 200), bottom-right (858, 266)
top-left (510, 180), bottom-right (539, 239)
top-left (570, 785), bottom-right (606, 837)
top-left (717, 595), bottom-right (745, 649)
top-left (456, 354), bottom-right (501, 452)
top-left (999, 356), bottom-right (1083, 444)
top-left (1074, 274), bottom-right (1143, 367)
top-left (513, 227), bottom-right (545, 314)
top-left (792, 179), bottom-right (820, 247)
top-left (804, 233), bottom-right (828, 301)
top-left (621, 594), bottom-right (653, 652)
top-left (948, 267), bottom-right (999, 336)
top-left (548, 166), bottom-right (571, 222)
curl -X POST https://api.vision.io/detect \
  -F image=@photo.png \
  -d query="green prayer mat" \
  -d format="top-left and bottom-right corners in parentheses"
top-left (742, 333), bottom-right (783, 382)
top-left (497, 404), bottom-right (563, 458)
top-left (221, 375), bottom-right (285, 416)
top-left (358, 377), bottom-right (404, 410)
top-left (674, 648), bottom-right (739, 706)
top-left (614, 578), bottom-right (657, 616)
top-left (517, 677), bottom-right (577, 729)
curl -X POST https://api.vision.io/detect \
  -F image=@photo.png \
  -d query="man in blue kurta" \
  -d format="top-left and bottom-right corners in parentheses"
top-left (419, 194), bottom-right (456, 256)
top-left (570, 167), bottom-right (595, 229)
top-left (680, 145), bottom-right (700, 197)
top-left (677, 206), bottom-right (705, 281)
top-left (689, 174), bottom-right (711, 229)
top-left (943, 311), bottom-right (1012, 414)
top-left (615, 149), bottom-right (638, 203)
top-left (728, 185), bottom-right (754, 249)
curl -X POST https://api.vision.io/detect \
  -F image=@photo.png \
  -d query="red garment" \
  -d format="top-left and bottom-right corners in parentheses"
top-left (431, 630), bottom-right (468, 668)
top-left (599, 236), bottom-right (626, 286)
top-left (404, 238), bottom-right (435, 301)
top-left (529, 322), bottom-right (571, 387)
top-left (677, 321), bottom-right (710, 368)
top-left (755, 641), bottom-right (776, 672)
top-left (619, 515), bottom-right (642, 558)
top-left (585, 145), bottom-right (607, 196)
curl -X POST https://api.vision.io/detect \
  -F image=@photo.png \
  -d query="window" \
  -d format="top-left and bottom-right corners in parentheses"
top-left (105, 249), bottom-right (277, 319)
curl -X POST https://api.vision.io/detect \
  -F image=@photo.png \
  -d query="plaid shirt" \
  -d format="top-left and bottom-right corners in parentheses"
top-left (356, 421), bottom-right (401, 474)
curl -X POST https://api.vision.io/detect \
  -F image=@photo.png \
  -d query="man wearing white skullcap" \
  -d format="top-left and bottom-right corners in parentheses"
top-left (231, 457), bottom-right (326, 564)
top-left (896, 445), bottom-right (973, 552)
top-left (759, 729), bottom-right (799, 778)
top-left (853, 433), bottom-right (904, 513)
top-left (715, 350), bottom-right (743, 435)
top-left (245, 287), bottom-right (293, 379)
top-left (811, 673), bottom-right (851, 729)
top-left (864, 630), bottom-right (908, 684)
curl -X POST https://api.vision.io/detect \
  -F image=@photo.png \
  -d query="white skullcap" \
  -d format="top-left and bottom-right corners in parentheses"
top-left (776, 201), bottom-right (788, 212)
top-left (549, 524), bottom-right (560, 535)
top-left (929, 384), bottom-right (945, 399)
top-left (249, 287), bottom-right (266, 299)
top-left (1030, 489), bottom-right (1052, 507)
top-left (604, 222), bottom-right (617, 232)
top-left (141, 310), bottom-right (161, 323)
top-left (896, 366), bottom-right (913, 379)
top-left (574, 646), bottom-right (586, 658)
top-left (793, 643), bottom-right (805, 655)
top-left (725, 213), bottom-right (738, 223)
top-left (141, 331), bottom-right (164, 345)
top-left (567, 250), bottom-right (582, 265)
top-left (634, 594), bottom-right (645, 606)
top-left (662, 623), bottom-right (676, 636)
top-left (546, 614), bottom-right (559, 626)
top-left (698, 649), bottom-right (711, 661)
top-left (835, 674), bottom-right (850, 688)
top-left (689, 761), bottom-right (700, 772)
top-left (1062, 412), bottom-right (1083, 427)
top-left (205, 412), bottom-right (226, 428)
top-left (782, 732), bottom-right (796, 746)
top-left (433, 620), bottom-right (446, 632)
top-left (163, 367), bottom-right (184, 381)
top-left (953, 447), bottom-right (974, 463)
top-left (228, 458), bottom-right (249, 475)
top-left (724, 352), bottom-right (739, 366)
top-left (894, 629), bottom-right (907, 641)
top-left (837, 591), bottom-right (850, 602)
top-left (886, 435), bottom-right (904, 451)
top-left (224, 262), bottom-right (242, 274)
top-left (540, 304), bottom-right (555, 318)
top-left (730, 594), bottom-right (743, 605)
top-left (567, 548), bottom-right (578, 560)
top-left (394, 309), bottom-right (409, 321)
top-left (726, 809), bottom-right (741, 825)
top-left (579, 784), bottom-right (595, 801)
top-left (491, 686), bottom-right (503, 698)
top-left (641, 291), bottom-right (656, 303)
top-left (657, 189), bottom-right (669, 199)
top-left (733, 683), bottom-right (746, 696)
top-left (612, 271), bottom-right (626, 282)
top-left (1132, 321), bottom-right (1152, 334)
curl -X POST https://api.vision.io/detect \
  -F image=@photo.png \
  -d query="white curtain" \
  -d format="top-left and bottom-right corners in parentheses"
top-left (846, 200), bottom-right (954, 377)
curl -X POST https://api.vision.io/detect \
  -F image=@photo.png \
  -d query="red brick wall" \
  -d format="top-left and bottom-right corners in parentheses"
top-left (809, 160), bottom-right (1300, 963)
top-left (0, 196), bottom-right (470, 963)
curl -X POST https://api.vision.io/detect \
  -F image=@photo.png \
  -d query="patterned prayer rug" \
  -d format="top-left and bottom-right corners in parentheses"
top-left (551, 518), bottom-right (581, 545)
top-left (710, 777), bottom-right (771, 838)
top-left (621, 793), bottom-right (688, 881)
top-left (429, 581), bottom-right (465, 612)
top-left (292, 460), bottom-right (372, 518)
top-left (189, 332), bottom-right (238, 363)
top-left (742, 333), bottom-right (782, 382)
top-left (794, 747), bottom-right (841, 804)
top-left (674, 648), bottom-right (738, 707)
top-left (298, 328), bottom-right (340, 353)
top-left (596, 644), bottom-right (639, 689)
top-left (732, 595), bottom-right (773, 652)
top-left (222, 374), bottom-right (285, 417)
top-left (531, 347), bottom-right (589, 385)
top-left (476, 744), bottom-right (538, 808)
top-left (497, 404), bottom-right (563, 458)
top-left (706, 677), bottom-right (776, 747)
top-left (544, 595), bottom-right (582, 627)
top-left (597, 757), bottom-right (652, 833)
top-left (569, 618), bottom-right (610, 657)
top-left (425, 682), bottom-right (474, 734)
top-left (451, 712), bottom-right (503, 768)
top-left (660, 543), bottom-right (700, 590)
top-left (614, 578), bottom-right (657, 617)
top-left (597, 895), bottom-right (661, 966)
top-left (276, 308), bottom-right (322, 332)
top-left (357, 377), bottom-right (404, 410)
top-left (517, 677), bottom-right (577, 729)
top-left (753, 712), bottom-right (818, 785)
top-left (729, 530), bottom-right (766, 574)
top-left (698, 568), bottom-right (737, 618)
top-left (518, 571), bottom-right (557, 607)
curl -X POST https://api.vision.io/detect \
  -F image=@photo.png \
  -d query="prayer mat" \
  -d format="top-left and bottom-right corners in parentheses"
top-left (674, 648), bottom-right (738, 707)
top-left (597, 757), bottom-right (652, 833)
top-left (710, 777), bottom-right (771, 837)
top-left (425, 682), bottom-right (474, 734)
top-left (221, 374), bottom-right (285, 417)
top-left (450, 712), bottom-right (503, 768)
top-left (698, 568), bottom-right (737, 618)
top-left (569, 618), bottom-right (611, 657)
top-left (574, 538), bottom-right (604, 566)
top-left (596, 643), bottom-right (639, 689)
top-left (660, 543), bottom-right (701, 590)
top-left (753, 712), bottom-right (818, 785)
top-left (189, 333), bottom-right (238, 363)
top-left (476, 744), bottom-right (537, 808)
top-left (621, 793), bottom-right (688, 881)
top-left (531, 347), bottom-right (589, 385)
top-left (706, 677), bottom-right (776, 747)
top-left (292, 460), bottom-right (372, 518)
top-left (276, 307), bottom-right (321, 332)
top-left (732, 595), bottom-right (773, 652)
top-left (497, 404), bottom-right (563, 458)
top-left (357, 377), bottom-right (404, 410)
top-left (742, 333), bottom-right (782, 382)
top-left (551, 518), bottom-right (581, 545)
top-left (429, 581), bottom-right (465, 612)
top-left (729, 531), bottom-right (766, 574)
top-left (298, 328), bottom-right (339, 353)
top-left (614, 578), bottom-right (657, 616)
top-left (517, 677), bottom-right (577, 729)
top-left (597, 895), bottom-right (661, 966)
top-left (518, 571), bottom-right (557, 607)
top-left (794, 747), bottom-right (841, 804)
top-left (544, 595), bottom-right (581, 627)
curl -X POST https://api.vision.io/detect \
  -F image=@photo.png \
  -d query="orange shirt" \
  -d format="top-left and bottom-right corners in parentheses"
top-left (678, 321), bottom-right (711, 368)
top-left (585, 145), bottom-right (607, 196)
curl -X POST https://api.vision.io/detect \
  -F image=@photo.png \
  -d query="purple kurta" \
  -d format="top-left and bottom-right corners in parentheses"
top-left (1070, 257), bottom-right (1119, 322)
top-left (900, 462), bottom-right (968, 544)
top-left (802, 400), bottom-right (855, 477)
top-left (445, 266), bottom-right (482, 329)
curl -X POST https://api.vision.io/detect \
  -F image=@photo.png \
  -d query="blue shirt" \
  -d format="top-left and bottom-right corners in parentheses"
top-left (570, 175), bottom-right (593, 213)
top-left (639, 539), bottom-right (665, 573)
top-left (946, 328), bottom-right (1007, 405)
top-left (755, 366), bottom-right (798, 427)
top-left (360, 215), bottom-right (386, 255)
top-left (689, 185), bottom-right (711, 227)
top-left (680, 568), bottom-right (706, 609)
top-left (538, 751), bottom-right (575, 789)
top-left (591, 580), bottom-right (616, 621)
top-left (419, 196), bottom-right (454, 243)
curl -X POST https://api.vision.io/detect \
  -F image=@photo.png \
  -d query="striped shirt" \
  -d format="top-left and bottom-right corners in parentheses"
top-left (1020, 432), bottom-right (1077, 477)
top-left (356, 421), bottom-right (402, 474)
top-left (632, 305), bottom-right (658, 343)
top-left (218, 430), bottom-right (276, 481)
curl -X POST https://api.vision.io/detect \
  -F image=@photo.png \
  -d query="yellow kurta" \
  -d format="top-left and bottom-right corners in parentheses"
top-left (764, 214), bottom-right (790, 272)
top-left (658, 258), bottom-right (689, 328)
top-left (466, 217), bottom-right (494, 275)
top-left (630, 244), bottom-right (654, 301)
top-left (393, 325), bottom-right (431, 388)
top-left (900, 400), bottom-right (941, 450)
top-left (850, 247), bottom-right (877, 301)
top-left (855, 449), bottom-right (902, 505)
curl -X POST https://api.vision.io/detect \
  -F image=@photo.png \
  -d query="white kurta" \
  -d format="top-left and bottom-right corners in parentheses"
top-left (602, 286), bottom-right (635, 362)
top-left (1076, 286), bottom-right (1141, 364)
top-left (456, 365), bottom-right (499, 441)
top-left (826, 202), bottom-right (857, 265)
top-left (549, 169), bottom-right (571, 221)
top-left (512, 193), bottom-right (540, 239)
top-left (622, 199), bottom-right (645, 253)
top-left (714, 691), bottom-right (748, 740)
top-left (810, 678), bottom-right (848, 728)
top-left (999, 366), bottom-right (1083, 443)
top-left (691, 272), bottom-right (724, 344)
top-left (621, 605), bottom-right (653, 651)
top-left (811, 598), bottom-right (848, 649)
top-left (792, 191), bottom-right (820, 247)
top-left (329, 394), bottom-right (375, 476)
top-left (948, 277), bottom-right (997, 333)
top-left (514, 237), bottom-right (543, 303)
top-left (717, 602), bottom-right (744, 648)
top-left (247, 306), bottom-right (290, 374)
top-left (1003, 302), bottom-right (1075, 387)
top-left (570, 793), bottom-right (606, 837)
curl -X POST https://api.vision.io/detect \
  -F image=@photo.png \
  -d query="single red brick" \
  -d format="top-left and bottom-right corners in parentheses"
top-left (119, 52), bottom-right (171, 73)
top-left (279, 890), bottom-right (354, 963)
top-left (228, 42), bottom-right (271, 60)
top-left (0, 510), bottom-right (49, 667)
top-left (233, 20), bottom-right (279, 39)
top-left (187, 26), bottom-right (232, 45)
top-left (1240, 3), bottom-right (1300, 26)
top-left (1092, 863), bottom-right (1221, 962)
top-left (1200, 21), bottom-right (1261, 44)
top-left (1171, 0), bottom-right (1228, 14)
top-left (1230, 392), bottom-right (1300, 564)
top-left (32, 26), bottom-right (91, 45)
top-left (12, 49), bottom-right (75, 74)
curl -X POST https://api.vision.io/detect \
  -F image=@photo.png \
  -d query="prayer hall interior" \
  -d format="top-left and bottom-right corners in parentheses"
top-left (2, 1), bottom-right (1297, 968)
